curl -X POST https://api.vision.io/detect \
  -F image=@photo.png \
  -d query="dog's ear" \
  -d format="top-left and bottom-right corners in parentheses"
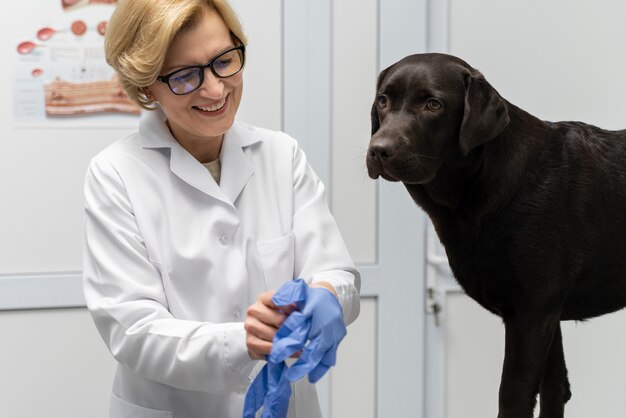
top-left (459, 73), bottom-right (510, 155)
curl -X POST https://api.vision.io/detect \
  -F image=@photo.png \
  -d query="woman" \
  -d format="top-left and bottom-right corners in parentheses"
top-left (82, 0), bottom-right (360, 417)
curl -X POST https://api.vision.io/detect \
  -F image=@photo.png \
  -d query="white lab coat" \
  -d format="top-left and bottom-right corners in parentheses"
top-left (83, 109), bottom-right (360, 418)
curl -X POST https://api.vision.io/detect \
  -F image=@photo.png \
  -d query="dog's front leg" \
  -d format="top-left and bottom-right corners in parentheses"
top-left (538, 323), bottom-right (571, 418)
top-left (497, 314), bottom-right (560, 418)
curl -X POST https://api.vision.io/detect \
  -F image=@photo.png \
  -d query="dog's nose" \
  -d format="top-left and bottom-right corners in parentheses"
top-left (368, 137), bottom-right (395, 161)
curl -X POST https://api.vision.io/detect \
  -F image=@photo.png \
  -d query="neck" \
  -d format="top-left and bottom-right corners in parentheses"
top-left (406, 103), bottom-right (553, 228)
top-left (420, 103), bottom-right (548, 217)
top-left (423, 148), bottom-right (484, 210)
top-left (189, 140), bottom-right (223, 163)
top-left (166, 120), bottom-right (223, 163)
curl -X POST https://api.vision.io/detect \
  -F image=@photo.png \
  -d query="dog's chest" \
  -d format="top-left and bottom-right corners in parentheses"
top-left (433, 217), bottom-right (512, 316)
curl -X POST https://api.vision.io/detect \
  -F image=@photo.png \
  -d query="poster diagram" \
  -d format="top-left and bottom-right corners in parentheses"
top-left (13, 0), bottom-right (140, 128)
top-left (62, 0), bottom-right (118, 12)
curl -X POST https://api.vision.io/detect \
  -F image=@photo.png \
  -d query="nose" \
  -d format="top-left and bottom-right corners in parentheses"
top-left (368, 137), bottom-right (396, 161)
top-left (199, 70), bottom-right (225, 97)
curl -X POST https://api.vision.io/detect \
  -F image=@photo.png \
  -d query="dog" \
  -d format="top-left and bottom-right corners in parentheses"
top-left (366, 53), bottom-right (626, 418)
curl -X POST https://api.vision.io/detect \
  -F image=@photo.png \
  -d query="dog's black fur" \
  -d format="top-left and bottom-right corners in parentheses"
top-left (366, 53), bottom-right (626, 418)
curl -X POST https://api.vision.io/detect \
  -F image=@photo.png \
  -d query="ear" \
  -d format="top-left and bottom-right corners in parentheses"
top-left (141, 87), bottom-right (155, 101)
top-left (459, 73), bottom-right (510, 155)
top-left (371, 67), bottom-right (391, 135)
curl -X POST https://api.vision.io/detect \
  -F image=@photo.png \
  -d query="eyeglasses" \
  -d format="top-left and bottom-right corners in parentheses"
top-left (156, 45), bottom-right (245, 95)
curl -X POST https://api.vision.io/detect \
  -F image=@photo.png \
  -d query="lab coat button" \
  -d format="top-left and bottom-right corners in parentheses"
top-left (233, 307), bottom-right (241, 319)
top-left (219, 234), bottom-right (229, 245)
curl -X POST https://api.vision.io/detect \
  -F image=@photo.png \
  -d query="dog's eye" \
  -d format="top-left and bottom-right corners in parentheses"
top-left (377, 95), bottom-right (388, 110)
top-left (427, 99), bottom-right (442, 111)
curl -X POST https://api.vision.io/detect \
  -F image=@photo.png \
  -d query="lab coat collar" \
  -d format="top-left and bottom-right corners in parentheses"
top-left (138, 108), bottom-right (259, 206)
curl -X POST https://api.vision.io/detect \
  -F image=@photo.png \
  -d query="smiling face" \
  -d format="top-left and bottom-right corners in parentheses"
top-left (146, 8), bottom-right (244, 162)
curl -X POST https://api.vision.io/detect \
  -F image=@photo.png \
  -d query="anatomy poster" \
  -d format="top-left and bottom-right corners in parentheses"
top-left (13, 0), bottom-right (140, 128)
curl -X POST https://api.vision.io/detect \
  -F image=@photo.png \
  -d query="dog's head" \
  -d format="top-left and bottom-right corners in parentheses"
top-left (366, 53), bottom-right (510, 184)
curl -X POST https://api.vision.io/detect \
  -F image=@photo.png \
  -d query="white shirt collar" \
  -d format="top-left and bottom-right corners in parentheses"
top-left (138, 107), bottom-right (262, 150)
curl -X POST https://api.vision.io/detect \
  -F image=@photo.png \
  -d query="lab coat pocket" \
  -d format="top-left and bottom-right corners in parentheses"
top-left (257, 232), bottom-right (295, 291)
top-left (110, 394), bottom-right (173, 418)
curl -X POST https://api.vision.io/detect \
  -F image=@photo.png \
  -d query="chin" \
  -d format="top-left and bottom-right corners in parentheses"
top-left (395, 171), bottom-right (437, 185)
top-left (202, 118), bottom-right (235, 137)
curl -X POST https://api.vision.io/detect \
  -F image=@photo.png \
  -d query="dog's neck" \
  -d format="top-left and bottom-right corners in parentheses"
top-left (407, 104), bottom-right (550, 222)
top-left (406, 148), bottom-right (484, 211)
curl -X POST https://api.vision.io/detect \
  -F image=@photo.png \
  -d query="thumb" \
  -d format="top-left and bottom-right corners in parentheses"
top-left (307, 344), bottom-right (339, 383)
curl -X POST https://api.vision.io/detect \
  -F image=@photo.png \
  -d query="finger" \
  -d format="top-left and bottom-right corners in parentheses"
top-left (246, 322), bottom-right (281, 360)
top-left (245, 315), bottom-right (281, 341)
top-left (307, 363), bottom-right (330, 383)
top-left (246, 334), bottom-right (273, 358)
top-left (247, 302), bottom-right (289, 329)
top-left (246, 318), bottom-right (279, 358)
top-left (257, 290), bottom-right (278, 309)
top-left (307, 344), bottom-right (338, 382)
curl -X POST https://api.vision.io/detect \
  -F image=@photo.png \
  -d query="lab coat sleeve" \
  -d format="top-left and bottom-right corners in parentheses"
top-left (290, 143), bottom-right (361, 325)
top-left (82, 157), bottom-right (255, 393)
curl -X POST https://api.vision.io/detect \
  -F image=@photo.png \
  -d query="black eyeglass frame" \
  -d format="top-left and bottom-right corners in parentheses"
top-left (156, 44), bottom-right (246, 95)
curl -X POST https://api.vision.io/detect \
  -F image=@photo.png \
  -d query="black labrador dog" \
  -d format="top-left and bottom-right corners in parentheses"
top-left (367, 53), bottom-right (626, 418)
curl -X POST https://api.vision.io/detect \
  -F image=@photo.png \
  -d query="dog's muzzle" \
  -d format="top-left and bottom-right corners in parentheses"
top-left (367, 136), bottom-right (398, 181)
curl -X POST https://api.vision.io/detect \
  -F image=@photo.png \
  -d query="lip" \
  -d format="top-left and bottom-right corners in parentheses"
top-left (193, 95), bottom-right (229, 117)
top-left (367, 158), bottom-right (400, 182)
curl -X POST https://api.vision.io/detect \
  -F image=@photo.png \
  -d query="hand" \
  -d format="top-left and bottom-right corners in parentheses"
top-left (269, 279), bottom-right (346, 383)
top-left (243, 281), bottom-right (341, 418)
top-left (244, 291), bottom-right (296, 360)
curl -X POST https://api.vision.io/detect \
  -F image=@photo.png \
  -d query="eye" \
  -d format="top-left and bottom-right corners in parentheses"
top-left (213, 58), bottom-right (233, 70)
top-left (427, 99), bottom-right (442, 112)
top-left (377, 95), bottom-right (388, 110)
top-left (171, 68), bottom-right (198, 83)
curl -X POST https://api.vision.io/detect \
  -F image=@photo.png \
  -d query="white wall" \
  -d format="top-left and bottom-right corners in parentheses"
top-left (448, 0), bottom-right (626, 130)
top-left (445, 295), bottom-right (626, 418)
top-left (0, 2), bottom-right (125, 416)
top-left (0, 309), bottom-right (116, 418)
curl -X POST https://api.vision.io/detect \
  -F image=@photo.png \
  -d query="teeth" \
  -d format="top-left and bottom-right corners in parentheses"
top-left (196, 98), bottom-right (226, 112)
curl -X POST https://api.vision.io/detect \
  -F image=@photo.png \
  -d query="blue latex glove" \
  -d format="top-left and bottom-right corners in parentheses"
top-left (243, 361), bottom-right (291, 418)
top-left (242, 279), bottom-right (346, 418)
top-left (269, 278), bottom-right (347, 383)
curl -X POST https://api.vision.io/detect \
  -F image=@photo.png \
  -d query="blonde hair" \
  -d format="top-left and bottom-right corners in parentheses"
top-left (105, 0), bottom-right (247, 110)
